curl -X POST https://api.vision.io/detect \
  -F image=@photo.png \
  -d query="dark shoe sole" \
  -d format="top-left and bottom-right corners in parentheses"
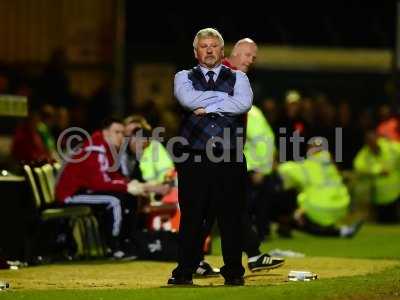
top-left (193, 273), bottom-right (221, 278)
top-left (167, 278), bottom-right (193, 285)
top-left (224, 279), bottom-right (245, 286)
top-left (249, 261), bottom-right (285, 272)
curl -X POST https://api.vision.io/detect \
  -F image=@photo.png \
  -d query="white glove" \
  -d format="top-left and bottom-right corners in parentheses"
top-left (127, 180), bottom-right (145, 196)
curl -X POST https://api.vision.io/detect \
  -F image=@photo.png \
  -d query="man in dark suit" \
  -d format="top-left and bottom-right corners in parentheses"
top-left (168, 28), bottom-right (252, 286)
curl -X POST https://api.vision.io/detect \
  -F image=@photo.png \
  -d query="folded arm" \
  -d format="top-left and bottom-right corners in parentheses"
top-left (205, 71), bottom-right (253, 115)
top-left (174, 70), bottom-right (222, 111)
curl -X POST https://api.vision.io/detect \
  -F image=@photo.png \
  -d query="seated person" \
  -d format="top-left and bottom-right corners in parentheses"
top-left (272, 139), bottom-right (363, 238)
top-left (55, 117), bottom-right (143, 259)
top-left (123, 115), bottom-right (175, 184)
top-left (120, 117), bottom-right (174, 227)
top-left (121, 115), bottom-right (172, 194)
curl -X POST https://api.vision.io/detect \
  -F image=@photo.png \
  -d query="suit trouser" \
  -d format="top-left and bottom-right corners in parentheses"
top-left (199, 173), bottom-right (261, 261)
top-left (172, 150), bottom-right (246, 279)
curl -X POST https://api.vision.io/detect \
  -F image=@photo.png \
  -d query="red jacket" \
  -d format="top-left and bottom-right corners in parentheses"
top-left (222, 58), bottom-right (236, 70)
top-left (55, 131), bottom-right (128, 203)
top-left (12, 119), bottom-right (52, 163)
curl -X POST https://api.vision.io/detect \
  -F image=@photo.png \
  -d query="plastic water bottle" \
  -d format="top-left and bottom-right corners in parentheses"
top-left (288, 270), bottom-right (318, 281)
top-left (0, 281), bottom-right (9, 291)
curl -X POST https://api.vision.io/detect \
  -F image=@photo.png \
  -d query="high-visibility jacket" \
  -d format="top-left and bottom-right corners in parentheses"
top-left (278, 150), bottom-right (350, 226)
top-left (140, 140), bottom-right (175, 183)
top-left (37, 121), bottom-right (56, 153)
top-left (244, 105), bottom-right (276, 175)
top-left (353, 138), bottom-right (400, 205)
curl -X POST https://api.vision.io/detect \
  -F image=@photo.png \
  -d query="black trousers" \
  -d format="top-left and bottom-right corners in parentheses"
top-left (198, 173), bottom-right (262, 262)
top-left (374, 198), bottom-right (400, 224)
top-left (295, 215), bottom-right (341, 237)
top-left (172, 150), bottom-right (246, 279)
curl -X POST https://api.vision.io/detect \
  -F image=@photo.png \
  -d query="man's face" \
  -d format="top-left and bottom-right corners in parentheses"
top-left (194, 37), bottom-right (224, 69)
top-left (233, 43), bottom-right (257, 73)
top-left (103, 122), bottom-right (125, 149)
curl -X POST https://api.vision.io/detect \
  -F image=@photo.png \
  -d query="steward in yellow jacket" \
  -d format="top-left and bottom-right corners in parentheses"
top-left (354, 131), bottom-right (400, 223)
top-left (277, 140), bottom-right (362, 237)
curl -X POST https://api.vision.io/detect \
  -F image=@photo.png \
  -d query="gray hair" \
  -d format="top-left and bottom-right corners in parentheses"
top-left (193, 28), bottom-right (224, 49)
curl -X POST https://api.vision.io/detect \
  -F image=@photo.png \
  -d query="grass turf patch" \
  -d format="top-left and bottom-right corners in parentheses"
top-left (0, 256), bottom-right (398, 290)
top-left (0, 266), bottom-right (399, 300)
top-left (213, 224), bottom-right (400, 260)
top-left (0, 223), bottom-right (399, 299)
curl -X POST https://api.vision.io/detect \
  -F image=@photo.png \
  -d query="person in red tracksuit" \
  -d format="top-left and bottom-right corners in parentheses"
top-left (55, 117), bottom-right (143, 259)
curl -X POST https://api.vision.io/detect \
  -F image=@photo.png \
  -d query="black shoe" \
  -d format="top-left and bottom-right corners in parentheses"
top-left (111, 250), bottom-right (138, 261)
top-left (121, 238), bottom-right (138, 255)
top-left (248, 254), bottom-right (285, 272)
top-left (194, 261), bottom-right (221, 277)
top-left (167, 276), bottom-right (193, 285)
top-left (224, 277), bottom-right (245, 286)
top-left (342, 220), bottom-right (364, 238)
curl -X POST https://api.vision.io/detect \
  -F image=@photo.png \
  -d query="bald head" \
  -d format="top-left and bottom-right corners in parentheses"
top-left (229, 38), bottom-right (258, 73)
top-left (233, 38), bottom-right (257, 49)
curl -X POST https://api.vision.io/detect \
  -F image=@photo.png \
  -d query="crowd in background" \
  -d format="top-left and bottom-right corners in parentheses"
top-left (2, 59), bottom-right (399, 172)
top-left (1, 51), bottom-right (400, 240)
